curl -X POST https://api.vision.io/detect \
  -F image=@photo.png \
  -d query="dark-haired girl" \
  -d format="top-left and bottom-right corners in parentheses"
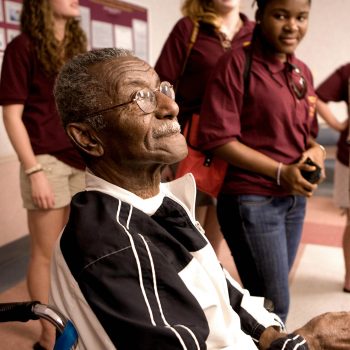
top-left (0, 1), bottom-right (87, 348)
top-left (198, 0), bottom-right (325, 322)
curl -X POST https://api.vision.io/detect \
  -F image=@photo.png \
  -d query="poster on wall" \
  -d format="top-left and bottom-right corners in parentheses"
top-left (0, 0), bottom-right (3, 22)
top-left (132, 19), bottom-right (148, 61)
top-left (80, 0), bottom-right (149, 61)
top-left (79, 5), bottom-right (91, 45)
top-left (4, 0), bottom-right (21, 24)
top-left (0, 28), bottom-right (5, 50)
top-left (6, 27), bottom-right (18, 43)
top-left (0, 0), bottom-right (22, 54)
top-left (91, 20), bottom-right (114, 48)
top-left (114, 24), bottom-right (133, 51)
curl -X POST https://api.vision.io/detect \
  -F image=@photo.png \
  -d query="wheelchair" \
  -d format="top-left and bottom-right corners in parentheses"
top-left (0, 301), bottom-right (78, 350)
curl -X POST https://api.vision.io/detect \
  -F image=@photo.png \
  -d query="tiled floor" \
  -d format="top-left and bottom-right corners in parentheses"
top-left (0, 192), bottom-right (348, 349)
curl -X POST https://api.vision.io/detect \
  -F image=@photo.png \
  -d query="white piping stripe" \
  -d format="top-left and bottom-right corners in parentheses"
top-left (126, 205), bottom-right (132, 230)
top-left (166, 326), bottom-right (188, 350)
top-left (292, 335), bottom-right (306, 350)
top-left (138, 235), bottom-right (166, 322)
top-left (293, 342), bottom-right (306, 350)
top-left (139, 234), bottom-right (191, 350)
top-left (274, 316), bottom-right (286, 331)
top-left (281, 335), bottom-right (306, 350)
top-left (115, 200), bottom-right (156, 326)
top-left (281, 338), bottom-right (291, 350)
top-left (177, 325), bottom-right (201, 350)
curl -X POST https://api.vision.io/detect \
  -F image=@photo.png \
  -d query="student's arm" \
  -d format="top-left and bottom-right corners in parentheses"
top-left (3, 104), bottom-right (36, 169)
top-left (212, 139), bottom-right (317, 196)
top-left (316, 98), bottom-right (348, 132)
top-left (3, 104), bottom-right (55, 209)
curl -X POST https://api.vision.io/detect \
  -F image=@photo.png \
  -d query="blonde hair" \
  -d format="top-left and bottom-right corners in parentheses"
top-left (181, 0), bottom-right (222, 28)
top-left (20, 0), bottom-right (87, 76)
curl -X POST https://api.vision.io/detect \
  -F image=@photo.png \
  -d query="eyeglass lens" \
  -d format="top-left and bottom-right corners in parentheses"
top-left (134, 81), bottom-right (175, 114)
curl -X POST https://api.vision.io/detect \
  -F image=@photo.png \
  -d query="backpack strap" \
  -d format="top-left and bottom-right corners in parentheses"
top-left (174, 19), bottom-right (200, 92)
top-left (242, 41), bottom-right (253, 99)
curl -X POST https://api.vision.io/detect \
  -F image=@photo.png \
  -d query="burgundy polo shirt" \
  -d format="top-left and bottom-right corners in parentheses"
top-left (198, 39), bottom-right (318, 196)
top-left (154, 14), bottom-right (255, 127)
top-left (0, 33), bottom-right (84, 170)
top-left (316, 63), bottom-right (350, 166)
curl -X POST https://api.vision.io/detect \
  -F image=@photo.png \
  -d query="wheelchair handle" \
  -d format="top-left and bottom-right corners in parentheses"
top-left (0, 301), bottom-right (40, 323)
top-left (0, 301), bottom-right (78, 349)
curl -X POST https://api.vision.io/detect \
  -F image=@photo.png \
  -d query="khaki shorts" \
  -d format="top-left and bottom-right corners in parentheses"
top-left (333, 159), bottom-right (349, 209)
top-left (20, 154), bottom-right (85, 210)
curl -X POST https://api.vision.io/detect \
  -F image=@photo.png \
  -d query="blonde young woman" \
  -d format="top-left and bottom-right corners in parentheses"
top-left (155, 0), bottom-right (254, 255)
top-left (0, 1), bottom-right (87, 349)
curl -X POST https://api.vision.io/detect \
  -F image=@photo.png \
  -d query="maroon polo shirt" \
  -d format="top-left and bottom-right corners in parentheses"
top-left (316, 63), bottom-right (350, 166)
top-left (154, 14), bottom-right (255, 127)
top-left (198, 38), bottom-right (318, 196)
top-left (0, 33), bottom-right (84, 170)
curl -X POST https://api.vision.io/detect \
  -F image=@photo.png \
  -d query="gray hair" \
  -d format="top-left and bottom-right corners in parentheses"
top-left (54, 47), bottom-right (133, 130)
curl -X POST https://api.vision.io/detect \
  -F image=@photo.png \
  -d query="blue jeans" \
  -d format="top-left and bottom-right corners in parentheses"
top-left (217, 194), bottom-right (306, 322)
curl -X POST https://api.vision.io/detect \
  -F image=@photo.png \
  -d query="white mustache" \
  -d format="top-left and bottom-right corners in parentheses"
top-left (153, 121), bottom-right (181, 138)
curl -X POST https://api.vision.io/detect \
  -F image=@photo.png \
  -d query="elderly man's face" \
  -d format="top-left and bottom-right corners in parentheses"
top-left (97, 57), bottom-right (188, 168)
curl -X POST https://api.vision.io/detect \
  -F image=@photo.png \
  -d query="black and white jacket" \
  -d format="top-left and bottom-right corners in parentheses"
top-left (50, 172), bottom-right (306, 349)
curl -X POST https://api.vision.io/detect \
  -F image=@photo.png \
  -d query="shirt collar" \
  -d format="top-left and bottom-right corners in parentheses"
top-left (85, 170), bottom-right (197, 217)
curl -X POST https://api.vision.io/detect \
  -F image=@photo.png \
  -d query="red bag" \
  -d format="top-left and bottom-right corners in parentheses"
top-left (175, 114), bottom-right (228, 197)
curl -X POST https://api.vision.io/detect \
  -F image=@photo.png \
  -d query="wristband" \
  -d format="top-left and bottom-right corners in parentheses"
top-left (276, 162), bottom-right (283, 186)
top-left (25, 164), bottom-right (43, 176)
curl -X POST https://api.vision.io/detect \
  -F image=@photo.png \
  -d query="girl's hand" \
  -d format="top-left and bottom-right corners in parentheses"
top-left (29, 171), bottom-right (55, 209)
top-left (299, 144), bottom-right (326, 184)
top-left (279, 163), bottom-right (318, 197)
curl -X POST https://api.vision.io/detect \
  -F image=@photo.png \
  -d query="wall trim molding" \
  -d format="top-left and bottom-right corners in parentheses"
top-left (0, 235), bottom-right (29, 293)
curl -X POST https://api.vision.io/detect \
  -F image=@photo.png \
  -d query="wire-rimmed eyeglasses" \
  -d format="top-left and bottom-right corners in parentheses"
top-left (286, 63), bottom-right (307, 100)
top-left (84, 81), bottom-right (175, 119)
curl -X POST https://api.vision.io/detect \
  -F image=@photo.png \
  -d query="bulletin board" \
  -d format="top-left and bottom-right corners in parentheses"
top-left (0, 0), bottom-right (149, 159)
top-left (0, 0), bottom-right (149, 61)
top-left (80, 0), bottom-right (149, 61)
top-left (0, 0), bottom-right (21, 159)
top-left (0, 0), bottom-right (23, 79)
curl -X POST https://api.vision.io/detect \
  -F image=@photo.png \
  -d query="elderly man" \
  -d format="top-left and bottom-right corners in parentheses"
top-left (50, 48), bottom-right (350, 350)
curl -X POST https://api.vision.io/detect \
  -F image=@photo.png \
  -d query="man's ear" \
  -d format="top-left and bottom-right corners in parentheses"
top-left (66, 122), bottom-right (104, 157)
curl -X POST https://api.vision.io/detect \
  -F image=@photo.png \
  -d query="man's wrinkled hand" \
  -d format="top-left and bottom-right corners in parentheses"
top-left (294, 311), bottom-right (350, 349)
